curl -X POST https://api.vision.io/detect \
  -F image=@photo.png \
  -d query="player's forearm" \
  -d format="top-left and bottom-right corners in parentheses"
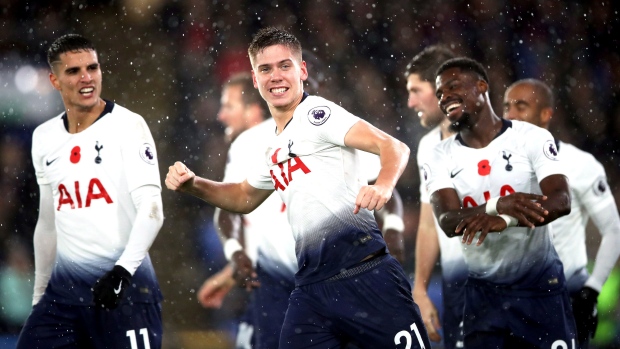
top-left (374, 140), bottom-right (410, 191)
top-left (187, 177), bottom-right (256, 214)
top-left (586, 203), bottom-right (620, 291)
top-left (436, 205), bottom-right (487, 237)
top-left (413, 209), bottom-right (440, 296)
top-left (537, 176), bottom-right (571, 225)
top-left (117, 186), bottom-right (164, 274)
top-left (214, 207), bottom-right (243, 242)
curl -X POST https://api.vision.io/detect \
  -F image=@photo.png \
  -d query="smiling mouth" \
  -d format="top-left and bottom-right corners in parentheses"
top-left (80, 87), bottom-right (94, 95)
top-left (270, 87), bottom-right (288, 94)
top-left (444, 101), bottom-right (462, 116)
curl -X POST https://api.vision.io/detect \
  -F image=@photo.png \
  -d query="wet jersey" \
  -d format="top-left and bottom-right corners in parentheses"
top-left (425, 119), bottom-right (565, 291)
top-left (247, 95), bottom-right (386, 286)
top-left (31, 100), bottom-right (162, 305)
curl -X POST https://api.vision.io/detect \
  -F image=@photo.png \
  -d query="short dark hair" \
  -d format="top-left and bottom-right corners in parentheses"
top-left (404, 45), bottom-right (455, 85)
top-left (508, 78), bottom-right (555, 109)
top-left (47, 34), bottom-right (96, 69)
top-left (436, 57), bottom-right (489, 85)
top-left (248, 27), bottom-right (302, 63)
top-left (224, 72), bottom-right (268, 118)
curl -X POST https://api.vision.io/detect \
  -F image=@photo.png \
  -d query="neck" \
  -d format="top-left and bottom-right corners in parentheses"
top-left (271, 94), bottom-right (303, 135)
top-left (439, 118), bottom-right (455, 139)
top-left (459, 109), bottom-right (503, 148)
top-left (66, 98), bottom-right (105, 134)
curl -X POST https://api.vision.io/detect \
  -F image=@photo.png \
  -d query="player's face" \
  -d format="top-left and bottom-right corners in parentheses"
top-left (49, 49), bottom-right (102, 112)
top-left (502, 84), bottom-right (544, 127)
top-left (435, 67), bottom-right (484, 131)
top-left (406, 73), bottom-right (444, 128)
top-left (251, 44), bottom-right (308, 112)
top-left (218, 84), bottom-right (250, 142)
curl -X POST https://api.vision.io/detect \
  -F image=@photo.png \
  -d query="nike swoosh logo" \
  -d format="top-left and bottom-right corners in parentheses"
top-left (450, 169), bottom-right (463, 178)
top-left (46, 158), bottom-right (59, 166)
top-left (114, 281), bottom-right (122, 295)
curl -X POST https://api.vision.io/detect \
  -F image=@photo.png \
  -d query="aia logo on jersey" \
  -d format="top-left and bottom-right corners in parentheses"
top-left (462, 185), bottom-right (515, 207)
top-left (543, 140), bottom-right (559, 161)
top-left (307, 106), bottom-right (331, 126)
top-left (269, 148), bottom-right (311, 191)
top-left (57, 178), bottom-right (113, 210)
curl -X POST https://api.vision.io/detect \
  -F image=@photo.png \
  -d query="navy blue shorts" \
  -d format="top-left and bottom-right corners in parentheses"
top-left (279, 254), bottom-right (430, 349)
top-left (251, 263), bottom-right (295, 349)
top-left (442, 279), bottom-right (466, 349)
top-left (462, 282), bottom-right (576, 349)
top-left (16, 300), bottom-right (162, 349)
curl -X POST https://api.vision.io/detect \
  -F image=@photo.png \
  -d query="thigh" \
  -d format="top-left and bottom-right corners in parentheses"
top-left (326, 256), bottom-right (430, 349)
top-left (279, 288), bottom-right (342, 349)
top-left (17, 301), bottom-right (83, 349)
top-left (442, 300), bottom-right (465, 349)
top-left (86, 302), bottom-right (163, 349)
top-left (507, 292), bottom-right (576, 348)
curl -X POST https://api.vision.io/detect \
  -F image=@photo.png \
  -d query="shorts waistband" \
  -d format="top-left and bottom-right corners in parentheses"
top-left (325, 252), bottom-right (388, 282)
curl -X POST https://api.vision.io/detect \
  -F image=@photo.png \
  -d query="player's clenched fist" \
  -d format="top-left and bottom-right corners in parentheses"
top-left (165, 161), bottom-right (195, 191)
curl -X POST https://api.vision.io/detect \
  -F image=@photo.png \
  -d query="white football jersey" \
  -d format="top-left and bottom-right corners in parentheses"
top-left (417, 126), bottom-right (467, 285)
top-left (552, 141), bottom-right (616, 291)
top-left (247, 95), bottom-right (386, 286)
top-left (31, 100), bottom-right (162, 304)
top-left (425, 120), bottom-right (565, 289)
top-left (224, 118), bottom-right (297, 279)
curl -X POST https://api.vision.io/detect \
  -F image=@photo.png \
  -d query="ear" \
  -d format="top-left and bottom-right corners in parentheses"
top-left (251, 70), bottom-right (258, 89)
top-left (49, 71), bottom-right (61, 91)
top-left (540, 107), bottom-right (553, 128)
top-left (300, 60), bottom-right (308, 82)
top-left (477, 79), bottom-right (488, 94)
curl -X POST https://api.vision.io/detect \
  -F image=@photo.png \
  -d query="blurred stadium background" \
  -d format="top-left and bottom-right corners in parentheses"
top-left (0, 1), bottom-right (618, 348)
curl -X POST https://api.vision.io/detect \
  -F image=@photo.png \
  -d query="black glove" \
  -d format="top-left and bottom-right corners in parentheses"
top-left (92, 265), bottom-right (132, 309)
top-left (572, 286), bottom-right (599, 343)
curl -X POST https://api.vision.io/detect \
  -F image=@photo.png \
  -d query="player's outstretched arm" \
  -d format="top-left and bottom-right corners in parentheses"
top-left (344, 120), bottom-right (410, 214)
top-left (32, 184), bottom-right (57, 306)
top-left (412, 202), bottom-right (442, 342)
top-left (197, 263), bottom-right (236, 308)
top-left (166, 161), bottom-right (272, 214)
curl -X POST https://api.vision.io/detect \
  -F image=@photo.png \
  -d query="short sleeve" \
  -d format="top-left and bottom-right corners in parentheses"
top-left (424, 144), bottom-right (454, 198)
top-left (525, 127), bottom-right (565, 182)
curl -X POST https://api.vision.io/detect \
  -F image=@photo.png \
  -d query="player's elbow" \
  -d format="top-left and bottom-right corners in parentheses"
top-left (554, 192), bottom-right (572, 218)
top-left (437, 214), bottom-right (458, 238)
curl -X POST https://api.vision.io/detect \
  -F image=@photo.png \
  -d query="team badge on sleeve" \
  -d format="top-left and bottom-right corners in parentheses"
top-left (592, 177), bottom-right (608, 196)
top-left (139, 143), bottom-right (157, 165)
top-left (543, 140), bottom-right (559, 161)
top-left (307, 106), bottom-right (331, 126)
top-left (422, 163), bottom-right (431, 182)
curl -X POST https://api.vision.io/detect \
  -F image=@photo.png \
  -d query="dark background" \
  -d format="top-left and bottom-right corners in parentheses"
top-left (1, 1), bottom-right (619, 348)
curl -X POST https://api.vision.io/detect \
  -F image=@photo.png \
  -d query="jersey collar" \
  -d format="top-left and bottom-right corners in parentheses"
top-left (456, 119), bottom-right (512, 148)
top-left (62, 99), bottom-right (115, 132)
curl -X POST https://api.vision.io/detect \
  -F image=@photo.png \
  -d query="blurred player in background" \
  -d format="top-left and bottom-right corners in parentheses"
top-left (404, 45), bottom-right (465, 348)
top-left (167, 27), bottom-right (429, 348)
top-left (17, 34), bottom-right (164, 349)
top-left (426, 57), bottom-right (576, 348)
top-left (503, 78), bottom-right (620, 348)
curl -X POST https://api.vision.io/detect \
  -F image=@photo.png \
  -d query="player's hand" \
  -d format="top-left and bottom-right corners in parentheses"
top-left (456, 213), bottom-right (507, 245)
top-left (354, 184), bottom-right (392, 214)
top-left (412, 291), bottom-right (442, 342)
top-left (165, 161), bottom-right (195, 192)
top-left (231, 251), bottom-right (260, 291)
top-left (197, 264), bottom-right (235, 308)
top-left (92, 265), bottom-right (132, 310)
top-left (572, 286), bottom-right (599, 343)
top-left (495, 193), bottom-right (548, 228)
